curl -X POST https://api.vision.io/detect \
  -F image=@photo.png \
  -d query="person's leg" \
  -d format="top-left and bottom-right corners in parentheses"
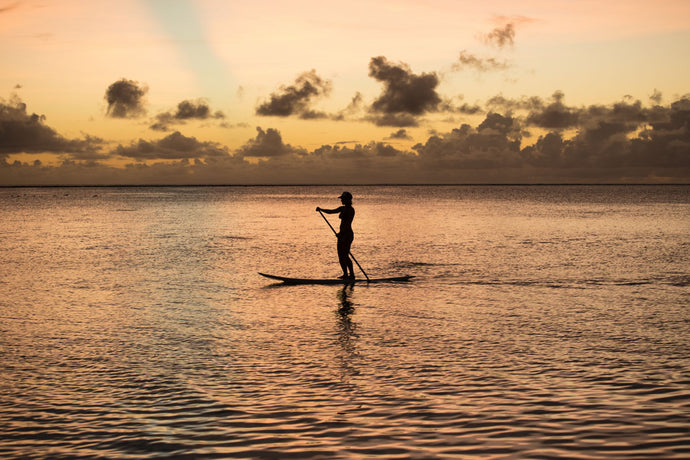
top-left (339, 236), bottom-right (354, 278)
top-left (337, 239), bottom-right (349, 278)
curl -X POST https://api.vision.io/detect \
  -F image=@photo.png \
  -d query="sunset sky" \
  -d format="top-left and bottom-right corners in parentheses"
top-left (1, 0), bottom-right (689, 184)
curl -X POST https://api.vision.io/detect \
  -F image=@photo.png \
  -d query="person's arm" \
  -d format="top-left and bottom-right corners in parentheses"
top-left (316, 206), bottom-right (343, 214)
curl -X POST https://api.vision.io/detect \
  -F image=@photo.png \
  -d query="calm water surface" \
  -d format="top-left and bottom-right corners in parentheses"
top-left (1, 185), bottom-right (689, 459)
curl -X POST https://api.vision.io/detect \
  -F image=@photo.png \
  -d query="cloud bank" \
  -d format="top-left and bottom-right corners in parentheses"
top-left (113, 131), bottom-right (229, 160)
top-left (237, 127), bottom-right (304, 158)
top-left (4, 94), bottom-right (688, 185)
top-left (2, 76), bottom-right (688, 184)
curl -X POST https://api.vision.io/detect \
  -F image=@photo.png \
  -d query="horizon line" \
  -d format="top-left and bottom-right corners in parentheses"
top-left (2, 183), bottom-right (689, 188)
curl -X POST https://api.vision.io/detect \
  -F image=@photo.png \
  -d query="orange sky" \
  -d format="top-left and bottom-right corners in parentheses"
top-left (1, 0), bottom-right (689, 184)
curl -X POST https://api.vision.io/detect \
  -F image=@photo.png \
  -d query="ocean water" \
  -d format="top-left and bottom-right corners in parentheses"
top-left (0, 185), bottom-right (689, 459)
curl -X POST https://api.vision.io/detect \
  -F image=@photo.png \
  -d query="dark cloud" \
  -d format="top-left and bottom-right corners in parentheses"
top-left (483, 23), bottom-right (515, 48)
top-left (413, 113), bottom-right (522, 168)
top-left (440, 98), bottom-right (484, 115)
top-left (105, 79), bottom-right (148, 118)
top-left (113, 131), bottom-right (229, 160)
top-left (650, 89), bottom-right (663, 105)
top-left (0, 141), bottom-right (415, 185)
top-left (256, 70), bottom-right (331, 119)
top-left (175, 99), bottom-right (220, 119)
top-left (296, 142), bottom-right (416, 182)
top-left (368, 113), bottom-right (419, 127)
top-left (478, 112), bottom-right (522, 137)
top-left (525, 91), bottom-right (581, 129)
top-left (150, 99), bottom-right (225, 131)
top-left (368, 56), bottom-right (441, 126)
top-left (237, 127), bottom-right (304, 158)
top-left (453, 51), bottom-right (510, 72)
top-left (313, 142), bottom-right (409, 159)
top-left (522, 95), bottom-right (690, 171)
top-left (2, 94), bottom-right (688, 185)
top-left (410, 95), bottom-right (690, 177)
top-left (486, 94), bottom-right (543, 112)
top-left (489, 91), bottom-right (667, 132)
top-left (531, 92), bottom-right (673, 132)
top-left (0, 95), bottom-right (104, 156)
top-left (386, 129), bottom-right (412, 140)
top-left (628, 97), bottom-right (690, 168)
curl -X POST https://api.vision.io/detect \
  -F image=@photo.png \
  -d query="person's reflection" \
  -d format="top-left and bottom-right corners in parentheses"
top-left (335, 284), bottom-right (358, 383)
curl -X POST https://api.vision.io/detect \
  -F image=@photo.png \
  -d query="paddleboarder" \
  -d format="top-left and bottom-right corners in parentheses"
top-left (316, 192), bottom-right (355, 279)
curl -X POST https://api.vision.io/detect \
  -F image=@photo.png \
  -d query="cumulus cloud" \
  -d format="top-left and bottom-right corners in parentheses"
top-left (649, 89), bottom-right (663, 105)
top-left (524, 91), bottom-right (581, 129)
top-left (385, 129), bottom-right (413, 140)
top-left (631, 97), bottom-right (690, 165)
top-left (237, 127), bottom-right (304, 158)
top-left (453, 22), bottom-right (520, 74)
top-left (453, 50), bottom-right (510, 72)
top-left (492, 91), bottom-right (672, 134)
top-left (0, 141), bottom-right (416, 185)
top-left (486, 94), bottom-right (544, 112)
top-left (410, 94), bottom-right (690, 178)
top-left (313, 142), bottom-right (410, 159)
top-left (488, 91), bottom-right (666, 133)
top-left (440, 97), bottom-right (484, 115)
top-left (256, 70), bottom-right (331, 119)
top-left (482, 23), bottom-right (516, 48)
top-left (112, 131), bottom-right (229, 161)
top-left (0, 95), bottom-right (104, 157)
top-left (368, 56), bottom-right (442, 126)
top-left (413, 113), bottom-right (522, 169)
top-left (105, 79), bottom-right (148, 118)
top-left (522, 95), bottom-right (690, 171)
top-left (150, 99), bottom-right (225, 131)
top-left (368, 113), bottom-right (419, 127)
top-left (3, 93), bottom-right (689, 185)
top-left (176, 99), bottom-right (221, 119)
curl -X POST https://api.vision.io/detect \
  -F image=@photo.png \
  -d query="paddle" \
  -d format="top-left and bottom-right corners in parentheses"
top-left (318, 210), bottom-right (370, 282)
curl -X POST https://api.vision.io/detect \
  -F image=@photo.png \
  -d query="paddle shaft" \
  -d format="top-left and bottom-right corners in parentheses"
top-left (318, 210), bottom-right (370, 281)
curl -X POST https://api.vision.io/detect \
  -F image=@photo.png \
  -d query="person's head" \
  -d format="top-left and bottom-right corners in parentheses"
top-left (339, 191), bottom-right (353, 205)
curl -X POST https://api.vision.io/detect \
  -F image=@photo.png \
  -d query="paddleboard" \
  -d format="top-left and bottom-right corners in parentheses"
top-left (259, 272), bottom-right (414, 285)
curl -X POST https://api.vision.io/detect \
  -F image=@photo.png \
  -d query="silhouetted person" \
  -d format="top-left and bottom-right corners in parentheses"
top-left (316, 192), bottom-right (355, 279)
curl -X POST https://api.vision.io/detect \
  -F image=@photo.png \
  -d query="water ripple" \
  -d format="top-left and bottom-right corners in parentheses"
top-left (2, 186), bottom-right (689, 458)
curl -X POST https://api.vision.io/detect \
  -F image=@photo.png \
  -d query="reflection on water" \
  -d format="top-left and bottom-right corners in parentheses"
top-left (0, 186), bottom-right (689, 459)
top-left (335, 285), bottom-right (358, 384)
